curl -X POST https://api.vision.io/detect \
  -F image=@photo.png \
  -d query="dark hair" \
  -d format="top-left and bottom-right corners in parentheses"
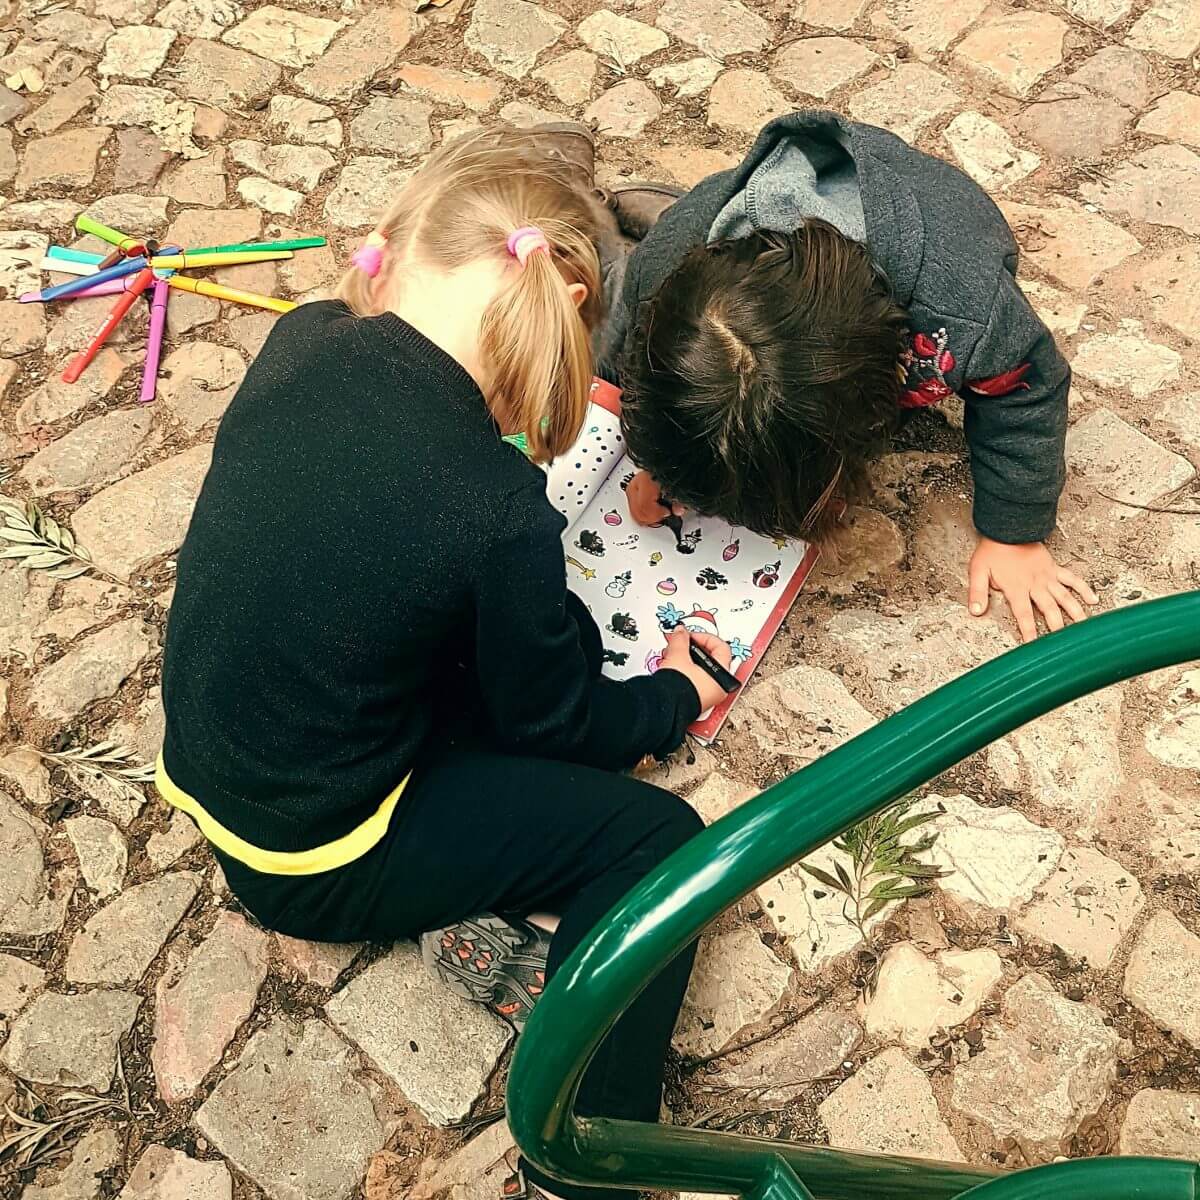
top-left (621, 222), bottom-right (908, 540)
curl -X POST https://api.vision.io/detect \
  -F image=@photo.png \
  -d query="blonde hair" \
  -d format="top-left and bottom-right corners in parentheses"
top-left (337, 127), bottom-right (603, 463)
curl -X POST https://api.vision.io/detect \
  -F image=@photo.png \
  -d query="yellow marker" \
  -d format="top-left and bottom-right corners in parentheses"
top-left (565, 555), bottom-right (596, 581)
top-left (165, 274), bottom-right (297, 315)
top-left (149, 249), bottom-right (294, 270)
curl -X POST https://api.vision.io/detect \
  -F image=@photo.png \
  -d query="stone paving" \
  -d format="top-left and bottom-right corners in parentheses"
top-left (0, 0), bottom-right (1199, 1196)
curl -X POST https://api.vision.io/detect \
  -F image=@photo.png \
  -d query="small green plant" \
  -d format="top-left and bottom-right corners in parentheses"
top-left (802, 800), bottom-right (949, 945)
top-left (32, 742), bottom-right (155, 809)
top-left (0, 496), bottom-right (99, 581)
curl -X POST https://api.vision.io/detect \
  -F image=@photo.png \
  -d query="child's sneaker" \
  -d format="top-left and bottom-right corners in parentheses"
top-left (420, 914), bottom-right (551, 1032)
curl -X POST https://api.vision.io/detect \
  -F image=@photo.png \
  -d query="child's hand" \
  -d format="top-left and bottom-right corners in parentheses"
top-left (660, 627), bottom-right (733, 712)
top-left (968, 536), bottom-right (1098, 643)
top-left (627, 471), bottom-right (685, 526)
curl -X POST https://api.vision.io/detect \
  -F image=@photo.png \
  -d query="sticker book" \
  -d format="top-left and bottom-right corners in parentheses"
top-left (544, 379), bottom-right (820, 743)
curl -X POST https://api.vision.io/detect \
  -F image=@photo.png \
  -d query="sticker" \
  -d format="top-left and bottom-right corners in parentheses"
top-left (656, 577), bottom-right (678, 595)
top-left (723, 537), bottom-right (741, 562)
top-left (649, 551), bottom-right (662, 566)
top-left (696, 566), bottom-right (727, 591)
top-left (575, 530), bottom-right (605, 557)
top-left (603, 509), bottom-right (622, 526)
top-left (602, 647), bottom-right (630, 667)
top-left (565, 555), bottom-right (597, 581)
top-left (607, 612), bottom-right (639, 640)
top-left (605, 570), bottom-right (632, 598)
top-left (753, 560), bottom-right (781, 588)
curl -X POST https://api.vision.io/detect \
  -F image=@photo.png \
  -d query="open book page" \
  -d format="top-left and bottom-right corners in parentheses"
top-left (540, 380), bottom-right (818, 742)
top-left (543, 381), bottom-right (626, 536)
top-left (560, 460), bottom-right (818, 743)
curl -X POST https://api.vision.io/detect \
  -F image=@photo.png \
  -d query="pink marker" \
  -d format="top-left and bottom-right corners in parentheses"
top-left (68, 274), bottom-right (147, 299)
top-left (139, 278), bottom-right (169, 403)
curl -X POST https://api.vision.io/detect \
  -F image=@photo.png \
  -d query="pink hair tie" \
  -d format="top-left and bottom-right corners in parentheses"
top-left (351, 230), bottom-right (387, 277)
top-left (507, 225), bottom-right (549, 267)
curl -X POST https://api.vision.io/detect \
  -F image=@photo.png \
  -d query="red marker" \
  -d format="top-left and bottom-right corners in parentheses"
top-left (61, 266), bottom-right (154, 384)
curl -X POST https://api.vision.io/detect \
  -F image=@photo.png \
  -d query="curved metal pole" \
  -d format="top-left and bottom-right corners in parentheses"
top-left (508, 592), bottom-right (1200, 1198)
top-left (957, 1157), bottom-right (1200, 1199)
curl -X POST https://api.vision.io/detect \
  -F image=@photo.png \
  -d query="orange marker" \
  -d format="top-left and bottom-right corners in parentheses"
top-left (61, 266), bottom-right (154, 384)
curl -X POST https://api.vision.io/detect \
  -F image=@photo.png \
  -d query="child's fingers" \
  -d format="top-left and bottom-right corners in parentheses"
top-left (967, 560), bottom-right (990, 617)
top-left (690, 631), bottom-right (733, 666)
top-left (1048, 581), bottom-right (1087, 623)
top-left (1056, 567), bottom-right (1099, 606)
top-left (1010, 593), bottom-right (1040, 643)
top-left (1032, 588), bottom-right (1065, 633)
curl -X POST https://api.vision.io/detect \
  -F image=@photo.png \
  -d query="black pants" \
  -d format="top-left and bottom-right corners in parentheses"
top-left (218, 605), bottom-right (702, 1200)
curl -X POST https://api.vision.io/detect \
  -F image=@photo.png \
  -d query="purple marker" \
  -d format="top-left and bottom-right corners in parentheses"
top-left (20, 254), bottom-right (148, 304)
top-left (139, 278), bottom-right (170, 404)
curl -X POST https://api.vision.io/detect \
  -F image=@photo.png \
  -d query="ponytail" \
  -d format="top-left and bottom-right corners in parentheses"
top-left (335, 127), bottom-right (605, 460)
top-left (480, 239), bottom-right (594, 463)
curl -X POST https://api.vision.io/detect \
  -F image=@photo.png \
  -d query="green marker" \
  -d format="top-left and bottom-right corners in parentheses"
top-left (75, 213), bottom-right (138, 248)
top-left (184, 237), bottom-right (327, 255)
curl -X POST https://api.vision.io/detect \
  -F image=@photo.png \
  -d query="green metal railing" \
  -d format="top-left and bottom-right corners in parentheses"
top-left (508, 592), bottom-right (1200, 1200)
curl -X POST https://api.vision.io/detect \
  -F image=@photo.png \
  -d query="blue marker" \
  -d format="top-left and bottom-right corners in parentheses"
top-left (20, 255), bottom-right (149, 303)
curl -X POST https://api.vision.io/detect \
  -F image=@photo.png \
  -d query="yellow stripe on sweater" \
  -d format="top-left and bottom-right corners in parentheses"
top-left (155, 757), bottom-right (408, 876)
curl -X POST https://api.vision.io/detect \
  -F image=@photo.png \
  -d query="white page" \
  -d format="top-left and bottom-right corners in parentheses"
top-left (543, 401), bottom-right (626, 534)
top-left (562, 462), bottom-right (807, 687)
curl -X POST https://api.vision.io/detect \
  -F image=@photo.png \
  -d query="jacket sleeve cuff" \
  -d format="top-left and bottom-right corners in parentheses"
top-left (641, 668), bottom-right (702, 756)
top-left (972, 494), bottom-right (1058, 545)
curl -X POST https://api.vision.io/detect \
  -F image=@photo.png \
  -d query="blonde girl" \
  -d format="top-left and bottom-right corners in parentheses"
top-left (159, 127), bottom-right (729, 1200)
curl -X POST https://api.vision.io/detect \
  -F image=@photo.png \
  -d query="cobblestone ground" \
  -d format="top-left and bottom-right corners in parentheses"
top-left (1, 0), bottom-right (1200, 1196)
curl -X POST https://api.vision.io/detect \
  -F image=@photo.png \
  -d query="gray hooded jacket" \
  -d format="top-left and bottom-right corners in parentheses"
top-left (603, 111), bottom-right (1069, 545)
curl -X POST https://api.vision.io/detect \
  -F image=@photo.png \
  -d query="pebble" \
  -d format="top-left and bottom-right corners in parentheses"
top-left (848, 63), bottom-right (961, 142)
top-left (15, 126), bottom-right (111, 193)
top-left (999, 198), bottom-right (1141, 289)
top-left (153, 911), bottom-right (270, 1102)
top-left (161, 149), bottom-right (227, 206)
top-left (0, 951), bottom-right (45, 1021)
top-left (326, 941), bottom-right (511, 1126)
top-left (1124, 910), bottom-right (1200, 1048)
top-left (577, 10), bottom-right (668, 65)
top-left (1082, 145), bottom-right (1200, 236)
top-left (772, 37), bottom-right (878, 101)
top-left (155, 0), bottom-right (245, 39)
top-left (174, 38), bottom-right (282, 108)
top-left (674, 926), bottom-right (791, 1057)
top-left (65, 871), bottom-right (200, 985)
top-left (1014, 85), bottom-right (1133, 162)
top-left (861, 943), bottom-right (1003, 1049)
top-left (1066, 407), bottom-right (1195, 507)
top-left (821, 1047), bottom-right (965, 1160)
top-left (65, 814), bottom-right (128, 898)
top-left (221, 5), bottom-right (344, 68)
top-left (275, 934), bottom-right (362, 987)
top-left (655, 0), bottom-right (772, 58)
top-left (324, 157), bottom-right (413, 228)
top-left (534, 51), bottom-right (600, 106)
top-left (348, 96), bottom-right (433, 156)
top-left (717, 1007), bottom-right (861, 1100)
top-left (1126, 0), bottom-right (1200, 60)
top-left (19, 408), bottom-right (155, 495)
top-left (951, 973), bottom-right (1119, 1160)
top-left (196, 1018), bottom-right (389, 1200)
top-left (97, 24), bottom-right (176, 79)
top-left (295, 7), bottom-right (417, 102)
top-left (1145, 669), bottom-right (1200, 771)
top-left (71, 443), bottom-right (214, 579)
top-left (870, 0), bottom-right (988, 55)
top-left (267, 95), bottom-right (343, 147)
top-left (394, 64), bottom-right (502, 113)
top-left (585, 80), bottom-right (662, 139)
top-left (926, 793), bottom-right (1065, 914)
top-left (1119, 1089), bottom-right (1200, 1158)
top-left (21, 1126), bottom-right (122, 1200)
top-left (708, 70), bottom-right (790, 138)
top-left (1014, 848), bottom-right (1144, 969)
top-left (117, 1144), bottom-right (233, 1200)
top-left (28, 619), bottom-right (155, 723)
top-left (954, 10), bottom-right (1067, 97)
top-left (0, 989), bottom-right (140, 1090)
top-left (648, 57), bottom-right (722, 100)
top-left (465, 0), bottom-right (566, 80)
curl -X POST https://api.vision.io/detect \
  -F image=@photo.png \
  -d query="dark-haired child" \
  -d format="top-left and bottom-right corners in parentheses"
top-left (601, 110), bottom-right (1098, 643)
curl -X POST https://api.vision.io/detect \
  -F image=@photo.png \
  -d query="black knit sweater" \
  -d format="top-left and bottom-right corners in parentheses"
top-left (161, 301), bottom-right (700, 853)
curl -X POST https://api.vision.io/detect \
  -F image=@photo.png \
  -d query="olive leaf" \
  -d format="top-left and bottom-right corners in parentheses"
top-left (801, 800), bottom-right (950, 957)
top-left (0, 495), bottom-right (96, 581)
top-left (32, 741), bottom-right (155, 809)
